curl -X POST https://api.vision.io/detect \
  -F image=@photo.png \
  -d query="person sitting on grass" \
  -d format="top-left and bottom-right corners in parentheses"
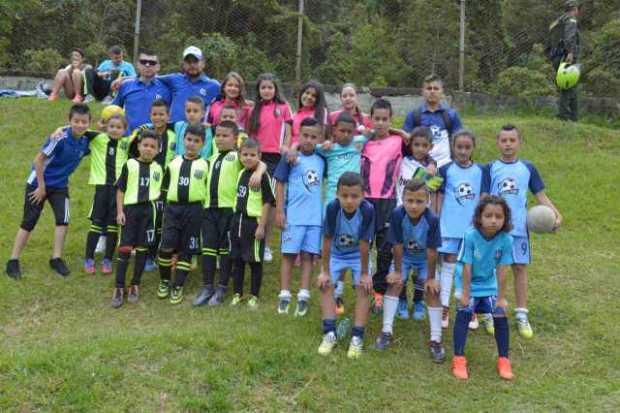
top-left (83, 45), bottom-right (136, 103)
top-left (48, 48), bottom-right (88, 103)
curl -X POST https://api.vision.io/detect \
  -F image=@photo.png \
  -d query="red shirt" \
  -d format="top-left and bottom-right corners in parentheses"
top-left (249, 101), bottom-right (293, 154)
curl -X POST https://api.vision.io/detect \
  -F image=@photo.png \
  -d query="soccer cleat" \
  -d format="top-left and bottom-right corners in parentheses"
top-left (413, 300), bottom-right (426, 320)
top-left (170, 286), bottom-right (184, 304)
top-left (294, 300), bottom-right (309, 317)
top-left (480, 314), bottom-right (495, 335)
top-left (429, 340), bottom-right (446, 363)
top-left (452, 356), bottom-right (469, 380)
top-left (277, 298), bottom-right (290, 314)
top-left (263, 246), bottom-right (273, 262)
top-left (208, 287), bottom-right (226, 306)
top-left (101, 258), bottom-right (113, 274)
top-left (374, 332), bottom-right (393, 350)
top-left (372, 292), bottom-right (383, 314)
top-left (83, 258), bottom-right (96, 274)
top-left (347, 336), bottom-right (364, 359)
top-left (397, 298), bottom-right (410, 320)
top-left (497, 357), bottom-right (514, 380)
top-left (441, 306), bottom-right (450, 329)
top-left (111, 288), bottom-right (124, 308)
top-left (144, 257), bottom-right (157, 272)
top-left (335, 296), bottom-right (345, 316)
top-left (193, 285), bottom-right (215, 306)
top-left (468, 313), bottom-right (480, 330)
top-left (517, 317), bottom-right (534, 339)
top-left (49, 258), bottom-right (70, 277)
top-left (5, 259), bottom-right (22, 280)
top-left (127, 285), bottom-right (139, 304)
top-left (230, 293), bottom-right (242, 306)
top-left (318, 332), bottom-right (337, 355)
top-left (157, 279), bottom-right (171, 299)
top-left (247, 295), bottom-right (259, 309)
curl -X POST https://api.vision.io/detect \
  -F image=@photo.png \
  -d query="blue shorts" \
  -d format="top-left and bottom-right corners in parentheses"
top-left (331, 255), bottom-right (361, 286)
top-left (389, 260), bottom-right (428, 284)
top-left (511, 235), bottom-right (531, 265)
top-left (281, 225), bottom-right (322, 255)
top-left (438, 237), bottom-right (462, 255)
top-left (455, 295), bottom-right (505, 317)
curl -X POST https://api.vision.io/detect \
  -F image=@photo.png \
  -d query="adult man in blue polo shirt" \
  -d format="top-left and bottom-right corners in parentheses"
top-left (403, 74), bottom-right (463, 168)
top-left (112, 50), bottom-right (171, 132)
top-left (158, 46), bottom-right (221, 123)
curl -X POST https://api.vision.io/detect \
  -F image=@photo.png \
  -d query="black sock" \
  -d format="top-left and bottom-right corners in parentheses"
top-left (85, 226), bottom-right (101, 259)
top-left (202, 254), bottom-right (217, 286)
top-left (494, 316), bottom-right (510, 358)
top-left (322, 318), bottom-right (336, 334)
top-left (218, 255), bottom-right (232, 287)
top-left (174, 259), bottom-right (191, 287)
top-left (115, 251), bottom-right (130, 288)
top-left (158, 251), bottom-right (173, 281)
top-left (105, 225), bottom-right (118, 260)
top-left (351, 326), bottom-right (365, 339)
top-left (453, 310), bottom-right (472, 356)
top-left (131, 248), bottom-right (147, 286)
top-left (233, 259), bottom-right (245, 295)
top-left (250, 262), bottom-right (263, 297)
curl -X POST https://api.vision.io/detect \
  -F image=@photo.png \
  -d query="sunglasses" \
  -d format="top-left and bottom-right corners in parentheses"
top-left (139, 59), bottom-right (158, 66)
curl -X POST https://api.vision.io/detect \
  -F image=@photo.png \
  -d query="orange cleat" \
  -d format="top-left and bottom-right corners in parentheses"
top-left (47, 93), bottom-right (59, 101)
top-left (497, 357), bottom-right (514, 380)
top-left (452, 356), bottom-right (469, 380)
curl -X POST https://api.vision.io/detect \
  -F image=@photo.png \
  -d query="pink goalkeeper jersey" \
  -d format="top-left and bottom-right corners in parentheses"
top-left (250, 100), bottom-right (293, 154)
top-left (361, 134), bottom-right (403, 199)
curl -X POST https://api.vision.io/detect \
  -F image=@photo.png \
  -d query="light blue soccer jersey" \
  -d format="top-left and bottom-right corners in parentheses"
top-left (454, 227), bottom-right (514, 297)
top-left (439, 162), bottom-right (490, 238)
top-left (273, 153), bottom-right (325, 226)
top-left (174, 121), bottom-right (213, 160)
top-left (316, 135), bottom-right (368, 203)
top-left (488, 159), bottom-right (544, 237)
top-left (388, 206), bottom-right (441, 263)
top-left (324, 199), bottom-right (375, 259)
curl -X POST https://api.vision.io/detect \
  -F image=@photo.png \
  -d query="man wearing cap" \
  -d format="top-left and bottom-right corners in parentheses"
top-left (157, 46), bottom-right (221, 123)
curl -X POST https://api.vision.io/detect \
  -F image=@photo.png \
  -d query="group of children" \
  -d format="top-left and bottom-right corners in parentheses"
top-left (6, 72), bottom-right (562, 381)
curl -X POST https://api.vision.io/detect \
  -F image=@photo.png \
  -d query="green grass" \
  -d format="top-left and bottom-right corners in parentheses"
top-left (1, 99), bottom-right (619, 412)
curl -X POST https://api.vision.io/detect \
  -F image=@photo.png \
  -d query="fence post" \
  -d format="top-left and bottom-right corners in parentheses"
top-left (133, 0), bottom-right (143, 63)
top-left (459, 0), bottom-right (465, 91)
top-left (296, 0), bottom-right (304, 83)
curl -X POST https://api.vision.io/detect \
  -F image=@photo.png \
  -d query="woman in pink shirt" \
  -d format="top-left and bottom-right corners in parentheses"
top-left (208, 71), bottom-right (253, 129)
top-left (330, 83), bottom-right (373, 132)
top-left (292, 80), bottom-right (329, 143)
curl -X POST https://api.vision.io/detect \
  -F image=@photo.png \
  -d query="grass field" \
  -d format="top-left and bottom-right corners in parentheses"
top-left (0, 99), bottom-right (619, 412)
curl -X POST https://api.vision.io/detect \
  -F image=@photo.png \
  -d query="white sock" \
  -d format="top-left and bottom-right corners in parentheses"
top-left (334, 281), bottom-right (345, 298)
top-left (440, 262), bottom-right (456, 307)
top-left (279, 289), bottom-right (291, 300)
top-left (298, 289), bottom-right (311, 302)
top-left (515, 307), bottom-right (529, 321)
top-left (428, 306), bottom-right (443, 342)
top-left (382, 295), bottom-right (399, 334)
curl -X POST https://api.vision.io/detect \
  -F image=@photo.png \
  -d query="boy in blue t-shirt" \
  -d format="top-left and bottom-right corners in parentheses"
top-left (488, 124), bottom-right (562, 339)
top-left (375, 179), bottom-right (445, 362)
top-left (6, 104), bottom-right (96, 279)
top-left (317, 172), bottom-right (375, 358)
top-left (174, 96), bottom-right (213, 159)
top-left (274, 118), bottom-right (325, 317)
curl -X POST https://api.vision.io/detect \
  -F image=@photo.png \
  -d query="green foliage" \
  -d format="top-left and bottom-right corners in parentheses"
top-left (582, 19), bottom-right (620, 96)
top-left (22, 49), bottom-right (64, 74)
top-left (493, 66), bottom-right (555, 98)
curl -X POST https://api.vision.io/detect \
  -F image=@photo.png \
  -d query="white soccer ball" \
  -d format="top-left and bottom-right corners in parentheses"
top-left (527, 205), bottom-right (556, 234)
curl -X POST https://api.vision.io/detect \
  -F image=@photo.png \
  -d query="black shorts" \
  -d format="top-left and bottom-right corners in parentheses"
top-left (230, 213), bottom-right (264, 263)
top-left (21, 185), bottom-right (70, 231)
top-left (367, 198), bottom-right (396, 249)
top-left (154, 200), bottom-right (164, 235)
top-left (201, 207), bottom-right (234, 256)
top-left (160, 202), bottom-right (202, 255)
top-left (119, 202), bottom-right (156, 248)
top-left (261, 153), bottom-right (281, 178)
top-left (84, 67), bottom-right (116, 100)
top-left (89, 185), bottom-right (117, 226)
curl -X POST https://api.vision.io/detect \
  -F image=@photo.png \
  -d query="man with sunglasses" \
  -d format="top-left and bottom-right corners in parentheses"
top-left (112, 50), bottom-right (171, 132)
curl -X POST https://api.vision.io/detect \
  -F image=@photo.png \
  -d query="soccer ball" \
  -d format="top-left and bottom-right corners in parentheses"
top-left (457, 183), bottom-right (473, 197)
top-left (338, 234), bottom-right (354, 247)
top-left (527, 205), bottom-right (556, 234)
top-left (500, 178), bottom-right (517, 193)
top-left (306, 169), bottom-right (319, 186)
top-left (101, 105), bottom-right (124, 122)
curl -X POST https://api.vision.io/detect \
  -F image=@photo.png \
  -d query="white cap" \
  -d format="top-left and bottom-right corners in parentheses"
top-left (183, 46), bottom-right (203, 60)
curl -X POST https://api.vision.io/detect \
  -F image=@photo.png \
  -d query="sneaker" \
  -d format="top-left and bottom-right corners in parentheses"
top-left (397, 298), bottom-right (410, 320)
top-left (347, 336), bottom-right (364, 359)
top-left (374, 332), bottom-right (392, 350)
top-left (47, 93), bottom-right (59, 101)
top-left (517, 317), bottom-right (534, 339)
top-left (452, 356), bottom-right (469, 380)
top-left (127, 285), bottom-right (139, 304)
top-left (335, 296), bottom-right (345, 316)
top-left (480, 314), bottom-right (495, 335)
top-left (170, 286), bottom-right (184, 304)
top-left (49, 258), bottom-right (70, 277)
top-left (111, 288), bottom-right (124, 308)
top-left (101, 258), bottom-right (113, 274)
top-left (429, 340), bottom-right (446, 363)
top-left (6, 259), bottom-right (22, 280)
top-left (336, 317), bottom-right (351, 341)
top-left (144, 257), bottom-right (157, 272)
top-left (230, 293), bottom-right (242, 306)
top-left (102, 95), bottom-right (114, 105)
top-left (263, 246), bottom-right (273, 262)
top-left (497, 357), bottom-right (514, 380)
top-left (412, 300), bottom-right (426, 320)
top-left (193, 285), bottom-right (215, 306)
top-left (441, 306), bottom-right (450, 329)
top-left (372, 292), bottom-right (383, 314)
top-left (83, 95), bottom-right (95, 103)
top-left (207, 286), bottom-right (225, 306)
top-left (83, 258), bottom-right (96, 274)
top-left (468, 313), bottom-right (479, 330)
top-left (95, 236), bottom-right (106, 254)
top-left (294, 300), bottom-right (309, 317)
top-left (157, 279), bottom-right (171, 299)
top-left (277, 298), bottom-right (290, 314)
top-left (72, 94), bottom-right (84, 103)
top-left (247, 295), bottom-right (259, 309)
top-left (318, 332), bottom-right (337, 355)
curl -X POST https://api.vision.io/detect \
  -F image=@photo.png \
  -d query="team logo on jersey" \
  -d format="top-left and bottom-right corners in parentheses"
top-left (303, 169), bottom-right (320, 191)
top-left (338, 233), bottom-right (355, 248)
top-left (237, 186), bottom-right (247, 198)
top-left (498, 178), bottom-right (518, 195)
top-left (406, 239), bottom-right (423, 252)
top-left (120, 141), bottom-right (128, 151)
top-left (455, 182), bottom-right (475, 205)
top-left (152, 171), bottom-right (161, 182)
top-left (194, 169), bottom-right (205, 179)
top-left (225, 153), bottom-right (236, 162)
top-left (429, 125), bottom-right (449, 144)
top-left (155, 94), bottom-right (162, 100)
top-left (199, 88), bottom-right (207, 96)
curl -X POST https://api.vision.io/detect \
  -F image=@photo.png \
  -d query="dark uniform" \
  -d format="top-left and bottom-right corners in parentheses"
top-left (115, 158), bottom-right (163, 288)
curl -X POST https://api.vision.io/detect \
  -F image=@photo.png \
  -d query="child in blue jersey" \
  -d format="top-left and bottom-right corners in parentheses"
top-left (6, 104), bottom-right (95, 279)
top-left (274, 117), bottom-right (326, 317)
top-left (489, 124), bottom-right (562, 339)
top-left (437, 130), bottom-right (490, 331)
top-left (375, 179), bottom-right (445, 363)
top-left (317, 172), bottom-right (375, 358)
top-left (452, 196), bottom-right (515, 381)
top-left (174, 96), bottom-right (213, 159)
